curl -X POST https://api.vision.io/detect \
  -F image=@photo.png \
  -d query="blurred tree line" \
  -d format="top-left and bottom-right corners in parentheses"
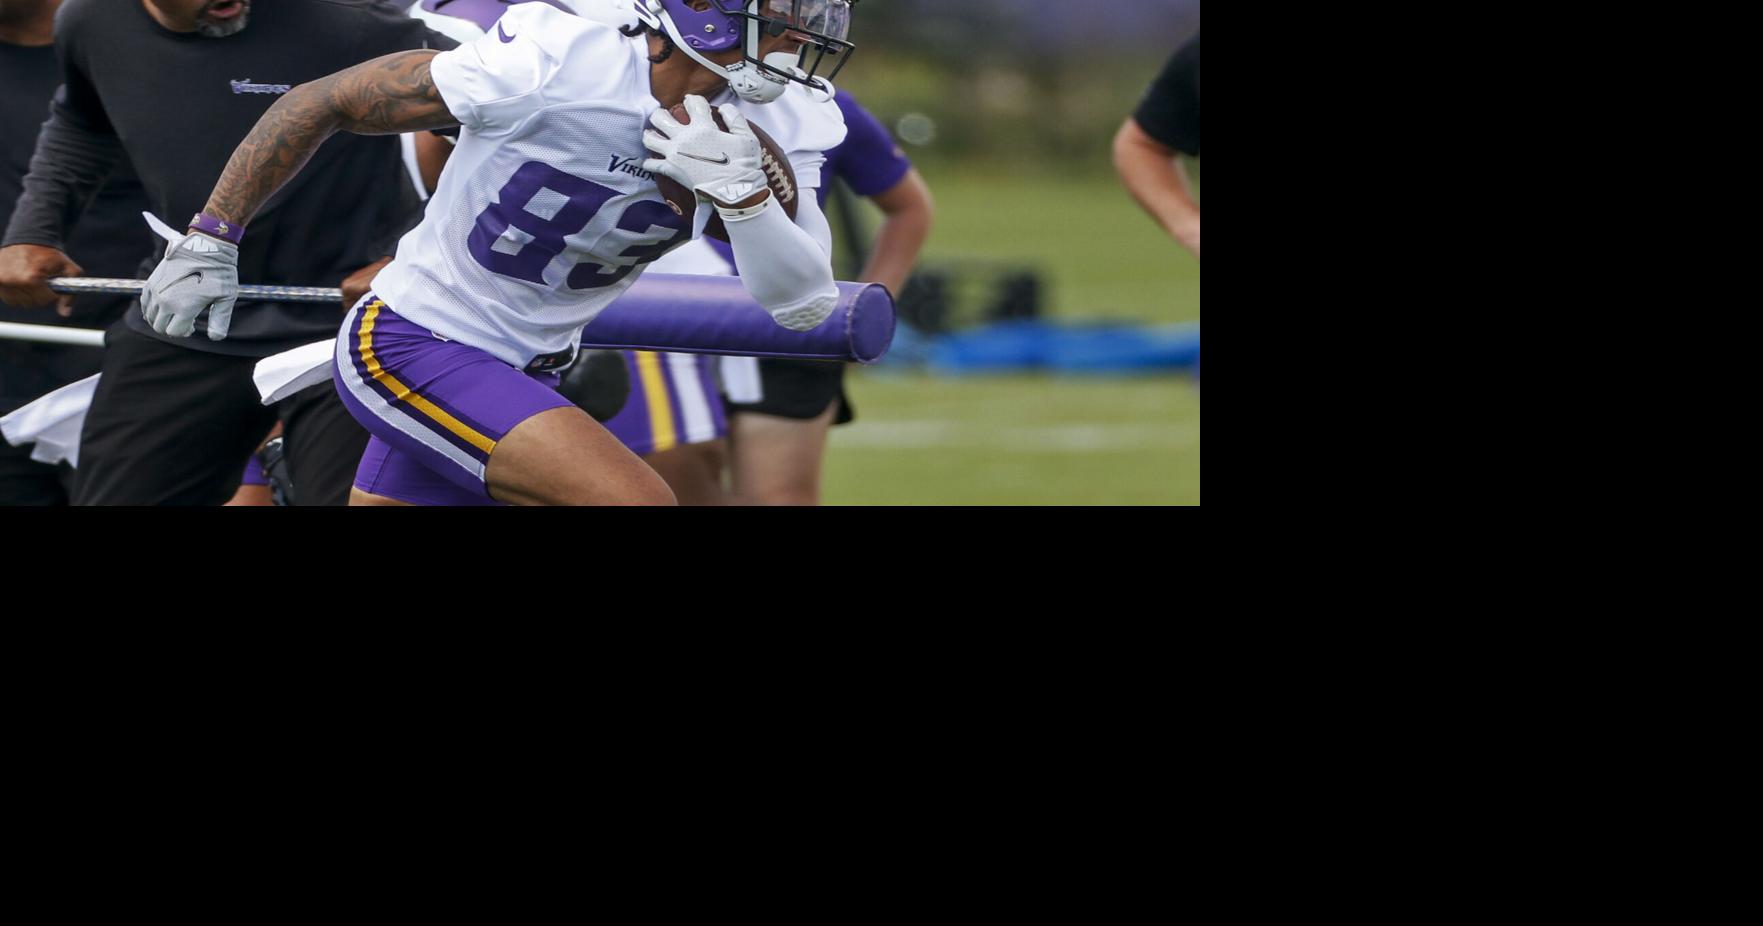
top-left (834, 0), bottom-right (1199, 176)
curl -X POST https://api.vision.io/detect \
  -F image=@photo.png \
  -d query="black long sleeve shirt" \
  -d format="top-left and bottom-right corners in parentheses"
top-left (1, 39), bottom-right (151, 414)
top-left (2, 0), bottom-right (455, 357)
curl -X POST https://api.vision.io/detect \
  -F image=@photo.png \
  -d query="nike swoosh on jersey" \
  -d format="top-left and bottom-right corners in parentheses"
top-left (681, 152), bottom-right (732, 165)
top-left (498, 22), bottom-right (516, 42)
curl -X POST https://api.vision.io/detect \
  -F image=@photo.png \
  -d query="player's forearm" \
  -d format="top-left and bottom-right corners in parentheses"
top-left (205, 50), bottom-right (457, 226)
top-left (1113, 123), bottom-right (1200, 249)
top-left (860, 213), bottom-right (930, 296)
top-left (724, 199), bottom-right (840, 330)
top-left (859, 174), bottom-right (934, 295)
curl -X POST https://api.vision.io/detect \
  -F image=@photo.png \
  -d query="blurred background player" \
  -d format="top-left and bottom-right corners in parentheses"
top-left (721, 87), bottom-right (929, 505)
top-left (0, 0), bottom-right (151, 506)
top-left (0, 0), bottom-right (454, 505)
top-left (613, 85), bottom-right (930, 505)
top-left (1114, 32), bottom-right (1200, 257)
top-left (599, 302), bottom-right (734, 505)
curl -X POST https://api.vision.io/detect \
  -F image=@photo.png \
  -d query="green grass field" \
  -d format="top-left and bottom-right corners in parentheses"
top-left (825, 372), bottom-right (1200, 505)
top-left (845, 165), bottom-right (1201, 324)
top-left (822, 167), bottom-right (1200, 505)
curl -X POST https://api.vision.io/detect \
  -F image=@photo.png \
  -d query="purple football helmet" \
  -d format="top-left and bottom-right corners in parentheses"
top-left (639, 0), bottom-right (857, 103)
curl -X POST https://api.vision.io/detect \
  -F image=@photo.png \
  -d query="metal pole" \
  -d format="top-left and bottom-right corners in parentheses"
top-left (0, 321), bottom-right (105, 348)
top-left (47, 277), bottom-right (344, 303)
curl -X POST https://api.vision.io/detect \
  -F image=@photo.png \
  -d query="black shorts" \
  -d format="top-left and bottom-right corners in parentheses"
top-left (71, 320), bottom-right (368, 506)
top-left (722, 356), bottom-right (854, 425)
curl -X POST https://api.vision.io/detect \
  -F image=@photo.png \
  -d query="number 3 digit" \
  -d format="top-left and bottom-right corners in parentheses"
top-left (567, 201), bottom-right (690, 290)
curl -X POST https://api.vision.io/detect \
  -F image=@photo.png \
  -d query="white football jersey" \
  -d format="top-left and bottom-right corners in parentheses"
top-left (373, 2), bottom-right (846, 368)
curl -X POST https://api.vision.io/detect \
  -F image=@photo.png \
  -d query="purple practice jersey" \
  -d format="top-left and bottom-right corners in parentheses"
top-left (709, 90), bottom-right (913, 267)
top-left (822, 90), bottom-right (917, 200)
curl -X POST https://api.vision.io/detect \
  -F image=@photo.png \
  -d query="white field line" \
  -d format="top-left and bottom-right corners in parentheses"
top-left (831, 420), bottom-right (1198, 453)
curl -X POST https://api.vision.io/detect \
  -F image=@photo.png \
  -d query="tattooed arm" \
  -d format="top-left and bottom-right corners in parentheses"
top-left (203, 50), bottom-right (459, 227)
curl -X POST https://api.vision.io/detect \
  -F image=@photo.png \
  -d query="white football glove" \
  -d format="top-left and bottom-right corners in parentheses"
top-left (140, 231), bottom-right (239, 340)
top-left (643, 95), bottom-right (769, 210)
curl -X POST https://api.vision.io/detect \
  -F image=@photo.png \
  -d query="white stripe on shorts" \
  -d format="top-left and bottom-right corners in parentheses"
top-left (336, 306), bottom-right (486, 482)
top-left (721, 355), bottom-right (762, 405)
top-left (667, 352), bottom-right (717, 444)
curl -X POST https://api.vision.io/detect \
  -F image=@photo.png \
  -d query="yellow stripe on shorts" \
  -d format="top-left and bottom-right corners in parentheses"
top-left (357, 300), bottom-right (497, 456)
top-left (635, 351), bottom-right (678, 454)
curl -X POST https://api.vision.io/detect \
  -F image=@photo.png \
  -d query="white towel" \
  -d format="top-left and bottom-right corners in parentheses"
top-left (253, 338), bottom-right (337, 405)
top-left (0, 374), bottom-right (100, 467)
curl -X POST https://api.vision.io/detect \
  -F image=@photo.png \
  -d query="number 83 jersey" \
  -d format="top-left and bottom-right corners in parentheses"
top-left (372, 3), bottom-right (846, 369)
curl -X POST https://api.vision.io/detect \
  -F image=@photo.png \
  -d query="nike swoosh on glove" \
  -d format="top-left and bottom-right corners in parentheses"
top-left (140, 230), bottom-right (240, 340)
top-left (642, 95), bottom-right (768, 208)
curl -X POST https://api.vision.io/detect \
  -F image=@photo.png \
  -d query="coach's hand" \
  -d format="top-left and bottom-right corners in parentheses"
top-left (0, 244), bottom-right (82, 317)
top-left (341, 256), bottom-right (392, 309)
top-left (141, 230), bottom-right (239, 340)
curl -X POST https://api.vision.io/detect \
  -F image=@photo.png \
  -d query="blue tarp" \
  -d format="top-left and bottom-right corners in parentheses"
top-left (892, 320), bottom-right (1200, 375)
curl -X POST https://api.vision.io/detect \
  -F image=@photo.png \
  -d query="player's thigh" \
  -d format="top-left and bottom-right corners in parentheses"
top-left (728, 405), bottom-right (838, 506)
top-left (73, 324), bottom-right (274, 506)
top-left (353, 435), bottom-right (502, 506)
top-left (275, 380), bottom-right (371, 507)
top-left (724, 356), bottom-right (848, 505)
top-left (350, 488), bottom-right (414, 506)
top-left (487, 404), bottom-right (675, 506)
top-left (644, 439), bottom-right (728, 506)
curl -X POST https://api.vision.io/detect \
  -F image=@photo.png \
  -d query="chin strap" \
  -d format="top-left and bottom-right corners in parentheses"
top-left (723, 58), bottom-right (792, 104)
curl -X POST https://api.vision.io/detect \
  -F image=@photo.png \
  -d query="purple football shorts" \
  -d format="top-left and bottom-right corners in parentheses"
top-left (240, 454), bottom-right (268, 487)
top-left (332, 294), bottom-right (576, 506)
top-left (602, 350), bottom-right (728, 457)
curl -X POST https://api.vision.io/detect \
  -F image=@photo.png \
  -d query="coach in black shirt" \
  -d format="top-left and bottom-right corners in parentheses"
top-left (1114, 33), bottom-right (1200, 257)
top-left (0, 0), bottom-right (152, 505)
top-left (0, 0), bottom-right (452, 505)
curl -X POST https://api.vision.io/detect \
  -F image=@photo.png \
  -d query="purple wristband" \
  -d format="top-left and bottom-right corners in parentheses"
top-left (188, 213), bottom-right (245, 245)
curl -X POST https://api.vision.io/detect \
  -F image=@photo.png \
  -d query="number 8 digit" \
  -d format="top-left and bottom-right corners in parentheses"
top-left (466, 162), bottom-right (619, 284)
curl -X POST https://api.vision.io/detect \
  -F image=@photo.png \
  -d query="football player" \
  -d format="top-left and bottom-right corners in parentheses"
top-left (140, 0), bottom-right (857, 505)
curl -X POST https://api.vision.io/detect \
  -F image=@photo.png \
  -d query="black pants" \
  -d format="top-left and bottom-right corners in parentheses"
top-left (0, 439), bottom-right (76, 506)
top-left (72, 322), bottom-right (367, 506)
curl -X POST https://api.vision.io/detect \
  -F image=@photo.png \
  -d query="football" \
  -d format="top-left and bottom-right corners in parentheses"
top-left (651, 104), bottom-right (799, 242)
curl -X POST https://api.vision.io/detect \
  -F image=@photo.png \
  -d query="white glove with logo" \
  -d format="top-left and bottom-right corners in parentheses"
top-left (643, 95), bottom-right (768, 210)
top-left (140, 231), bottom-right (239, 340)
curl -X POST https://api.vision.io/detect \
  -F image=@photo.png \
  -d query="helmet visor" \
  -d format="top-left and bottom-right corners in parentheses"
top-left (747, 0), bottom-right (855, 88)
top-left (765, 0), bottom-right (851, 44)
